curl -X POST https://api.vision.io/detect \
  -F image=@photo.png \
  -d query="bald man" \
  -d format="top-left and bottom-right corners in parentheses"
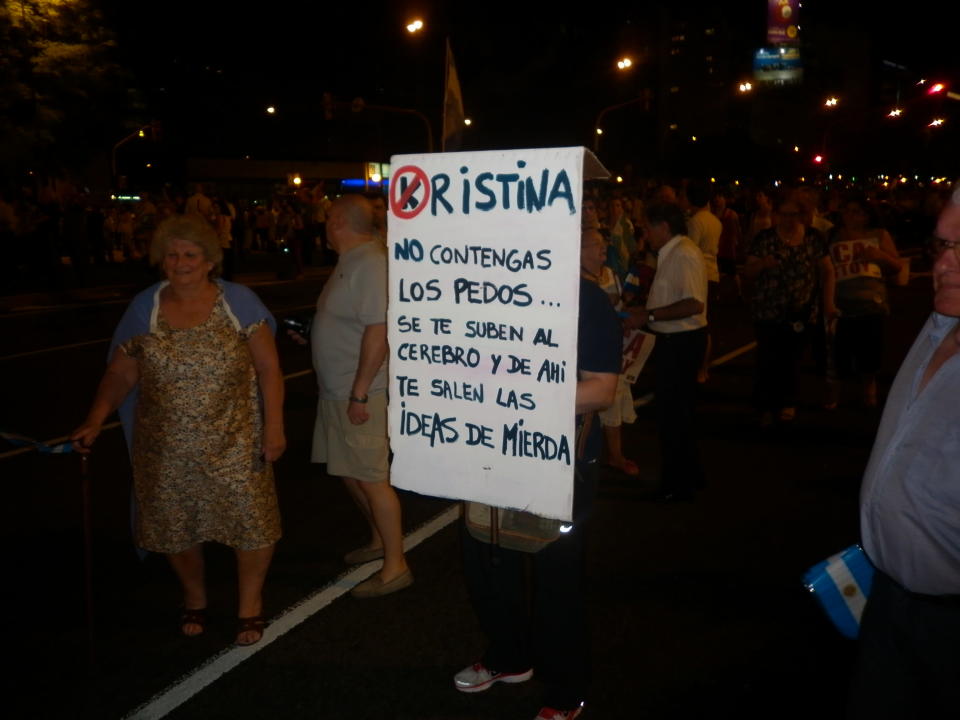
top-left (310, 195), bottom-right (412, 598)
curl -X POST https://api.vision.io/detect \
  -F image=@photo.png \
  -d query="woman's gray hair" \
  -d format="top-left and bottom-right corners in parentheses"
top-left (149, 214), bottom-right (223, 278)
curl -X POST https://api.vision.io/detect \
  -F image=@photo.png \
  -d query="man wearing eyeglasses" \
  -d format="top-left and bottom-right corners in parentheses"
top-left (849, 185), bottom-right (960, 718)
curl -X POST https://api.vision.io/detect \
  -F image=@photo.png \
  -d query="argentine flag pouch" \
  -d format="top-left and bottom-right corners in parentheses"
top-left (803, 544), bottom-right (875, 639)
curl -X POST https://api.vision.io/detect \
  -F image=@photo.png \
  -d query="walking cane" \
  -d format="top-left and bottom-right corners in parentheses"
top-left (80, 454), bottom-right (95, 665)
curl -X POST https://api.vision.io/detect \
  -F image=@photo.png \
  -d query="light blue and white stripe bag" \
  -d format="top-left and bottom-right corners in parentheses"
top-left (803, 545), bottom-right (875, 639)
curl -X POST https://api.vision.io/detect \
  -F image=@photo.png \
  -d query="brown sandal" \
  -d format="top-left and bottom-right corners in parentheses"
top-left (180, 607), bottom-right (208, 637)
top-left (235, 615), bottom-right (267, 646)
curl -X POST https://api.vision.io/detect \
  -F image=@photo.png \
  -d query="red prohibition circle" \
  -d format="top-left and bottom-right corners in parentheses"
top-left (390, 165), bottom-right (431, 220)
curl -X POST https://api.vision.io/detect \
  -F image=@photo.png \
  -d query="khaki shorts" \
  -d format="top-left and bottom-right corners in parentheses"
top-left (311, 392), bottom-right (389, 483)
top-left (598, 375), bottom-right (637, 428)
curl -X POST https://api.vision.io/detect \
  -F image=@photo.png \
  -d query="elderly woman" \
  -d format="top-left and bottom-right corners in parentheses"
top-left (744, 193), bottom-right (830, 426)
top-left (71, 214), bottom-right (285, 646)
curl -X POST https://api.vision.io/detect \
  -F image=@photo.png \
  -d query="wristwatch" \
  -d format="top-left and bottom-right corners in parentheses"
top-left (349, 395), bottom-right (369, 404)
top-left (647, 311), bottom-right (656, 324)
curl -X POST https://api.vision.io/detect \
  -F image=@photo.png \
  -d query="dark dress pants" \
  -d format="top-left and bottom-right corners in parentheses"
top-left (653, 326), bottom-right (707, 496)
top-left (754, 320), bottom-right (808, 412)
top-left (461, 463), bottom-right (597, 711)
top-left (848, 571), bottom-right (960, 719)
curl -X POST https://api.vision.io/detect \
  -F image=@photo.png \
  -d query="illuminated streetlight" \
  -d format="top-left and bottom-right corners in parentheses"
top-left (825, 97), bottom-right (839, 107)
top-left (266, 106), bottom-right (276, 114)
top-left (616, 57), bottom-right (633, 70)
top-left (292, 174), bottom-right (302, 186)
top-left (616, 176), bottom-right (623, 183)
top-left (691, 135), bottom-right (697, 142)
top-left (930, 118), bottom-right (945, 127)
top-left (793, 145), bottom-right (800, 152)
top-left (738, 82), bottom-right (753, 93)
top-left (464, 118), bottom-right (472, 126)
top-left (814, 154), bottom-right (824, 164)
top-left (888, 108), bottom-right (902, 117)
top-left (928, 82), bottom-right (946, 95)
top-left (406, 19), bottom-right (424, 33)
top-left (595, 128), bottom-right (603, 135)
top-left (370, 173), bottom-right (382, 183)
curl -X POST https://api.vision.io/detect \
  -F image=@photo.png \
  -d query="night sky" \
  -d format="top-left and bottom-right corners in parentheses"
top-left (97, 0), bottom-right (958, 171)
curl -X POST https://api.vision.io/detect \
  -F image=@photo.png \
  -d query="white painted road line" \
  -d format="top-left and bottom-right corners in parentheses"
top-left (123, 503), bottom-right (462, 720)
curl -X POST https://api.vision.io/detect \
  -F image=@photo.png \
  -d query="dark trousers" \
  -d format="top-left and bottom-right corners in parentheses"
top-left (848, 571), bottom-right (960, 719)
top-left (653, 326), bottom-right (707, 496)
top-left (754, 321), bottom-right (809, 412)
top-left (460, 464), bottom-right (596, 711)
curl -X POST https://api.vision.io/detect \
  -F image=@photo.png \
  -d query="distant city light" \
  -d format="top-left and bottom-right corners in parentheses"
top-left (406, 19), bottom-right (424, 33)
top-left (930, 118), bottom-right (945, 127)
top-left (266, 106), bottom-right (276, 114)
top-left (370, 173), bottom-right (382, 183)
top-left (464, 118), bottom-right (472, 126)
top-left (616, 57), bottom-right (633, 70)
top-left (691, 136), bottom-right (697, 142)
top-left (596, 128), bottom-right (603, 135)
top-left (138, 129), bottom-right (145, 137)
top-left (888, 108), bottom-right (903, 117)
top-left (825, 97), bottom-right (839, 107)
top-left (710, 177), bottom-right (716, 183)
top-left (616, 176), bottom-right (623, 183)
top-left (793, 145), bottom-right (800, 152)
top-left (814, 154), bottom-right (824, 164)
top-left (928, 82), bottom-right (946, 95)
top-left (292, 174), bottom-right (302, 185)
top-left (738, 82), bottom-right (753, 93)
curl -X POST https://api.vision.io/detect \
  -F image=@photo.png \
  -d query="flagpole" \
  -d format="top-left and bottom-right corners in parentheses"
top-left (441, 37), bottom-right (450, 152)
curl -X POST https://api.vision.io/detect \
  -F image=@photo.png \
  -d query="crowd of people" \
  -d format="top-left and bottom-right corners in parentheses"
top-left (59, 173), bottom-right (959, 719)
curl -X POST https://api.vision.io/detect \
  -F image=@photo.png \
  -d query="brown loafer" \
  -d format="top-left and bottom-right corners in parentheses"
top-left (343, 546), bottom-right (385, 565)
top-left (350, 569), bottom-right (414, 599)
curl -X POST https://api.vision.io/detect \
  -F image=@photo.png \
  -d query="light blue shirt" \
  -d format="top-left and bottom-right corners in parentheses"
top-left (860, 312), bottom-right (960, 595)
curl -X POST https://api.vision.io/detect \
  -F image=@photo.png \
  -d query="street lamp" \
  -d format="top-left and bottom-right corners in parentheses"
top-left (406, 19), bottom-right (424, 33)
top-left (266, 106), bottom-right (276, 114)
top-left (464, 118), bottom-right (472, 126)
top-left (825, 97), bottom-right (839, 107)
top-left (616, 57), bottom-right (632, 70)
top-left (929, 118), bottom-right (945, 127)
top-left (888, 108), bottom-right (903, 117)
top-left (738, 82), bottom-right (753, 93)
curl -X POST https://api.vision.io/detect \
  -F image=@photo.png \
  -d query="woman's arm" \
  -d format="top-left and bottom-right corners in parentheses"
top-left (863, 229), bottom-right (904, 274)
top-left (248, 326), bottom-right (286, 462)
top-left (71, 349), bottom-right (139, 453)
top-left (576, 369), bottom-right (618, 415)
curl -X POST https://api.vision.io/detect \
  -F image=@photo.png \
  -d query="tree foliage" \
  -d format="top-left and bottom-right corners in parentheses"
top-left (0, 0), bottom-right (131, 184)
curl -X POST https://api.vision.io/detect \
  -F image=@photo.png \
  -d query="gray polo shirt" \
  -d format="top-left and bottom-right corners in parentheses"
top-left (860, 312), bottom-right (960, 595)
top-left (311, 241), bottom-right (388, 399)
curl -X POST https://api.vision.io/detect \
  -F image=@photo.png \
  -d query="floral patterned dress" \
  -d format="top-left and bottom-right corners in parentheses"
top-left (121, 291), bottom-right (281, 553)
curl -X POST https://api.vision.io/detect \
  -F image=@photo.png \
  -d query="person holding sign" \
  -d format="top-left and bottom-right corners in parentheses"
top-left (821, 193), bottom-right (903, 409)
top-left (455, 229), bottom-right (621, 720)
top-left (309, 195), bottom-right (412, 598)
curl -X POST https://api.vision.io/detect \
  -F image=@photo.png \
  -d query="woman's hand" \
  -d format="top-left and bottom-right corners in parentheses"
top-left (262, 424), bottom-right (286, 462)
top-left (70, 421), bottom-right (102, 454)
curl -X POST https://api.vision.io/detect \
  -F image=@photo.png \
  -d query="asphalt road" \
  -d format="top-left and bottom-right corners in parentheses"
top-left (1, 260), bottom-right (936, 719)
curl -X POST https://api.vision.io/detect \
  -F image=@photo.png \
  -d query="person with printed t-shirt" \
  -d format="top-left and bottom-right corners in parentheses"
top-left (821, 193), bottom-right (903, 409)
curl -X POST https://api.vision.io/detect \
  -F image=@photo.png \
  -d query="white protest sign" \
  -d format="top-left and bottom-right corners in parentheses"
top-left (387, 147), bottom-right (608, 521)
